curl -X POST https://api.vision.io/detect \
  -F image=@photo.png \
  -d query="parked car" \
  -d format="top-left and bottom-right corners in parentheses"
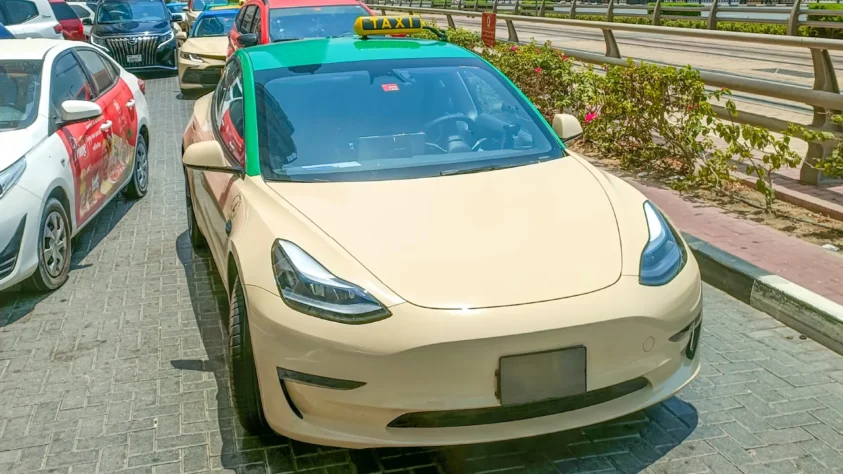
top-left (50, 0), bottom-right (86, 41)
top-left (228, 0), bottom-right (374, 55)
top-left (183, 0), bottom-right (232, 32)
top-left (0, 0), bottom-right (63, 39)
top-left (90, 0), bottom-right (180, 72)
top-left (0, 39), bottom-right (150, 293)
top-left (0, 23), bottom-right (13, 38)
top-left (68, 2), bottom-right (95, 38)
top-left (177, 8), bottom-right (235, 93)
top-left (167, 1), bottom-right (188, 31)
top-left (181, 15), bottom-right (703, 448)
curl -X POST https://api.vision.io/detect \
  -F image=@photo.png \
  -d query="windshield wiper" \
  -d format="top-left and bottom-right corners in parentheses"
top-left (439, 160), bottom-right (540, 177)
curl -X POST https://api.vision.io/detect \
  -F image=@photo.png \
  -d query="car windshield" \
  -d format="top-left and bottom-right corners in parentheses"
top-left (192, 14), bottom-right (235, 36)
top-left (252, 57), bottom-right (563, 182)
top-left (166, 4), bottom-right (184, 13)
top-left (191, 0), bottom-right (229, 11)
top-left (269, 5), bottom-right (369, 42)
top-left (96, 1), bottom-right (167, 23)
top-left (0, 60), bottom-right (41, 131)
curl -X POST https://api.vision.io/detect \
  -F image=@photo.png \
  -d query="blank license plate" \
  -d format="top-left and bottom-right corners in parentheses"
top-left (126, 54), bottom-right (142, 63)
top-left (498, 346), bottom-right (586, 406)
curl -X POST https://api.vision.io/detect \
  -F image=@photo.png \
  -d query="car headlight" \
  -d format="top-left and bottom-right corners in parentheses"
top-left (157, 30), bottom-right (175, 48)
top-left (271, 240), bottom-right (391, 324)
top-left (0, 157), bottom-right (26, 200)
top-left (640, 201), bottom-right (687, 286)
top-left (179, 52), bottom-right (203, 62)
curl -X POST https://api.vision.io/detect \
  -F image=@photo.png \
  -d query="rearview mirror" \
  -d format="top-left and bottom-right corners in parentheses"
top-left (236, 33), bottom-right (258, 48)
top-left (171, 13), bottom-right (185, 22)
top-left (182, 140), bottom-right (242, 174)
top-left (60, 100), bottom-right (102, 124)
top-left (552, 113), bottom-right (583, 142)
top-left (177, 31), bottom-right (187, 41)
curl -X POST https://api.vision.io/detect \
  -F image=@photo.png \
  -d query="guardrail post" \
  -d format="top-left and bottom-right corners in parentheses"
top-left (603, 29), bottom-right (621, 58)
top-left (652, 0), bottom-right (662, 25)
top-left (492, 0), bottom-right (499, 12)
top-left (571, 0), bottom-right (578, 19)
top-left (472, 0), bottom-right (479, 10)
top-left (506, 19), bottom-right (520, 42)
top-left (707, 0), bottom-right (719, 30)
top-left (787, 0), bottom-right (802, 36)
top-left (607, 0), bottom-right (615, 22)
top-left (380, 7), bottom-right (387, 14)
top-left (539, 0), bottom-right (547, 16)
top-left (513, 0), bottom-right (521, 14)
top-left (800, 49), bottom-right (842, 185)
top-left (446, 13), bottom-right (456, 28)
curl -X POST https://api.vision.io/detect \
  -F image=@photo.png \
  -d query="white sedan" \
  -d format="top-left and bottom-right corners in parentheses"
top-left (0, 39), bottom-right (150, 292)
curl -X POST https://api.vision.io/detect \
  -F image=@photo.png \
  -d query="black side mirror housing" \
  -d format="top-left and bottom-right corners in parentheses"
top-left (236, 33), bottom-right (258, 48)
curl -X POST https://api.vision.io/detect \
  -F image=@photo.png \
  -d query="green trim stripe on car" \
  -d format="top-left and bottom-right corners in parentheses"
top-left (237, 50), bottom-right (262, 177)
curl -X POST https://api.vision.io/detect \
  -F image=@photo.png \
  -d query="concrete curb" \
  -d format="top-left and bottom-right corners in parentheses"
top-left (684, 232), bottom-right (843, 355)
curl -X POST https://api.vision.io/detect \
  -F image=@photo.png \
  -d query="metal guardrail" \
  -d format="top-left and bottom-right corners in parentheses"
top-left (373, 0), bottom-right (843, 33)
top-left (370, 3), bottom-right (843, 184)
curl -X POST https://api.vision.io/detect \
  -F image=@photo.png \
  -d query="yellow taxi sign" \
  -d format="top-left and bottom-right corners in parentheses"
top-left (354, 16), bottom-right (423, 37)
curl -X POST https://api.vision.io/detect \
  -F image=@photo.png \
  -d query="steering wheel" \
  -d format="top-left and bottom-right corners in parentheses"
top-left (423, 114), bottom-right (477, 152)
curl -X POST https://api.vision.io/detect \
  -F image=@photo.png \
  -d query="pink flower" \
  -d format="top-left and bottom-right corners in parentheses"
top-left (510, 46), bottom-right (517, 52)
top-left (535, 67), bottom-right (542, 73)
top-left (561, 54), bottom-right (568, 61)
top-left (585, 111), bottom-right (599, 123)
top-left (602, 65), bottom-right (608, 71)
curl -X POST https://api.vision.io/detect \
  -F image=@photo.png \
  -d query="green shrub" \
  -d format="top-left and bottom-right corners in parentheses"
top-left (806, 3), bottom-right (843, 39)
top-left (648, 2), bottom-right (701, 17)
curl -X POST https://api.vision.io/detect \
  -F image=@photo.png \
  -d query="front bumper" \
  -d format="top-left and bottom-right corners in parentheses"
top-left (177, 56), bottom-right (225, 89)
top-left (94, 35), bottom-right (178, 71)
top-left (245, 259), bottom-right (703, 448)
top-left (0, 186), bottom-right (43, 291)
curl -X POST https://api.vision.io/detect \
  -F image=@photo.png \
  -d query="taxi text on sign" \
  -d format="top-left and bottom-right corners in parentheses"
top-left (354, 16), bottom-right (424, 36)
top-left (481, 12), bottom-right (496, 47)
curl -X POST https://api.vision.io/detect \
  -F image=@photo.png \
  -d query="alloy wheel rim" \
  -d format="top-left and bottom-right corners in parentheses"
top-left (136, 142), bottom-right (148, 191)
top-left (42, 211), bottom-right (67, 278)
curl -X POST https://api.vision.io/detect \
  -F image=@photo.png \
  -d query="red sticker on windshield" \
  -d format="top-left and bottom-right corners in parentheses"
top-left (381, 83), bottom-right (399, 92)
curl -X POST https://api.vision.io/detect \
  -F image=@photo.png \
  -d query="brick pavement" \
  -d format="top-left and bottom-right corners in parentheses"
top-left (1, 76), bottom-right (843, 473)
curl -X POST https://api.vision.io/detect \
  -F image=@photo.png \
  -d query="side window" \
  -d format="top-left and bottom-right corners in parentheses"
top-left (50, 53), bottom-right (95, 116)
top-left (2, 0), bottom-right (38, 25)
top-left (214, 60), bottom-right (245, 165)
top-left (252, 10), bottom-right (261, 36)
top-left (76, 49), bottom-right (117, 97)
top-left (233, 6), bottom-right (246, 31)
top-left (240, 6), bottom-right (256, 33)
top-left (70, 5), bottom-right (91, 20)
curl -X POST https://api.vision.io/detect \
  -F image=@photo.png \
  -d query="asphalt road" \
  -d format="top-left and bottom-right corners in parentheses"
top-left (1, 77), bottom-right (843, 473)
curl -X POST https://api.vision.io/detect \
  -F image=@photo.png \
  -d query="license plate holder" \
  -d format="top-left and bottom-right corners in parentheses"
top-left (498, 346), bottom-right (587, 406)
top-left (126, 54), bottom-right (142, 63)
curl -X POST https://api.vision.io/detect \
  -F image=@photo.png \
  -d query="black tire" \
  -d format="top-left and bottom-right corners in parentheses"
top-left (184, 169), bottom-right (206, 248)
top-left (228, 276), bottom-right (269, 434)
top-left (23, 198), bottom-right (71, 293)
top-left (124, 134), bottom-right (148, 199)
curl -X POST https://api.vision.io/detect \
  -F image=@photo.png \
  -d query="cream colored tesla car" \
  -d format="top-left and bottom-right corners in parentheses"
top-left (180, 17), bottom-right (703, 449)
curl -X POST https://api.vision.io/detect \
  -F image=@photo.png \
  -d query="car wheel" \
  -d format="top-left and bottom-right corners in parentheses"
top-left (229, 275), bottom-right (269, 434)
top-left (124, 134), bottom-right (148, 199)
top-left (23, 198), bottom-right (71, 293)
top-left (184, 169), bottom-right (206, 249)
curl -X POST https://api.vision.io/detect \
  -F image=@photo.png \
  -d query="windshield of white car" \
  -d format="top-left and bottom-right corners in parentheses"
top-left (191, 0), bottom-right (229, 11)
top-left (96, 1), bottom-right (167, 23)
top-left (254, 57), bottom-right (563, 182)
top-left (0, 60), bottom-right (41, 131)
top-left (192, 14), bottom-right (235, 36)
top-left (268, 5), bottom-right (369, 42)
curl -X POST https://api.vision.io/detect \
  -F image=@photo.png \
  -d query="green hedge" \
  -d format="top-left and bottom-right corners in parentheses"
top-left (648, 2), bottom-right (701, 17)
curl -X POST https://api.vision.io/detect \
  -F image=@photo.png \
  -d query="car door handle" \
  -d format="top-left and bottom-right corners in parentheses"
top-left (100, 120), bottom-right (112, 131)
top-left (126, 99), bottom-right (135, 109)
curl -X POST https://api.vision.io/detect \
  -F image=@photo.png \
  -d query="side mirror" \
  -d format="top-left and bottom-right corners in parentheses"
top-left (60, 100), bottom-right (102, 124)
top-left (171, 13), bottom-right (184, 22)
top-left (182, 140), bottom-right (242, 174)
top-left (82, 18), bottom-right (92, 25)
top-left (552, 113), bottom-right (583, 142)
top-left (182, 5), bottom-right (189, 11)
top-left (236, 33), bottom-right (258, 48)
top-left (177, 31), bottom-right (187, 41)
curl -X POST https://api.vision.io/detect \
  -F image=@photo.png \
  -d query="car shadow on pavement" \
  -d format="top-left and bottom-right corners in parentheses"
top-left (173, 231), bottom-right (700, 473)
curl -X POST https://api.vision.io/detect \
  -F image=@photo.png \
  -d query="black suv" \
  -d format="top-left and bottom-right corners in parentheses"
top-left (90, 0), bottom-right (181, 71)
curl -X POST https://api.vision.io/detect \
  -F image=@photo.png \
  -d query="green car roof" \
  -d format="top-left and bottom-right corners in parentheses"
top-left (240, 37), bottom-right (475, 71)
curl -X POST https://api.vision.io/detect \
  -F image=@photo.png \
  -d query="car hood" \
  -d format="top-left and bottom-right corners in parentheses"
top-left (267, 157), bottom-right (623, 310)
top-left (181, 37), bottom-right (228, 57)
top-left (0, 128), bottom-right (40, 171)
top-left (93, 21), bottom-right (171, 36)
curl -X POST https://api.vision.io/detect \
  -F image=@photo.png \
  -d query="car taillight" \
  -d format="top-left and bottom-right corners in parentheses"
top-left (53, 24), bottom-right (62, 33)
top-left (138, 79), bottom-right (146, 95)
